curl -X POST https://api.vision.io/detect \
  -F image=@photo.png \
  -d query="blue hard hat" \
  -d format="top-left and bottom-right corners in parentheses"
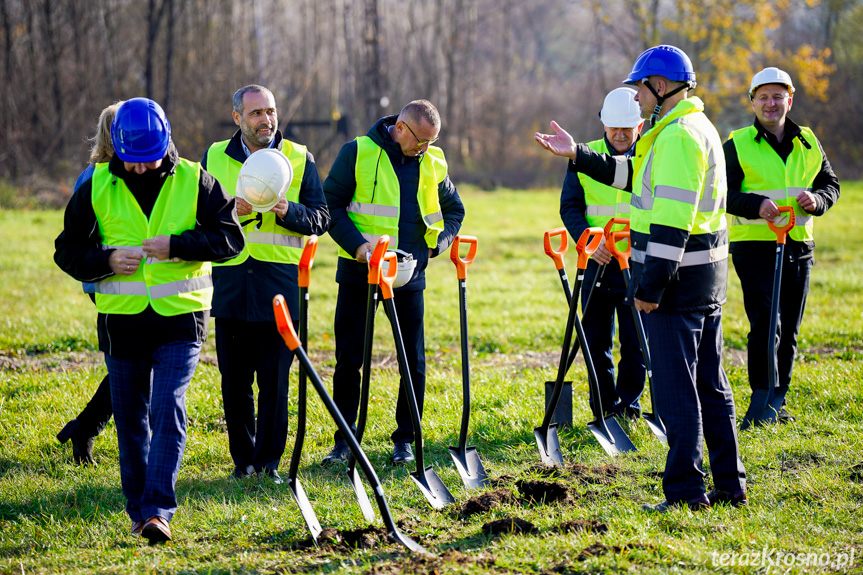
top-left (624, 45), bottom-right (696, 86)
top-left (111, 98), bottom-right (171, 163)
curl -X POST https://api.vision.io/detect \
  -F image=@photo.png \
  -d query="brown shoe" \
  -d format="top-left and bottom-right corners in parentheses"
top-left (131, 520), bottom-right (146, 536)
top-left (141, 515), bottom-right (172, 544)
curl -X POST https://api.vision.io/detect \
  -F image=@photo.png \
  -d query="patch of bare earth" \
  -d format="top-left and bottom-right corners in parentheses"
top-left (482, 517), bottom-right (537, 536)
top-left (459, 489), bottom-right (515, 518)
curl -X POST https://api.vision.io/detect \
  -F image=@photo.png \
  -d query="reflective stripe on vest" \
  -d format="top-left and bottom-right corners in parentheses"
top-left (338, 136), bottom-right (447, 259)
top-left (728, 125), bottom-right (822, 242)
top-left (205, 139), bottom-right (307, 265)
top-left (90, 160), bottom-right (213, 316)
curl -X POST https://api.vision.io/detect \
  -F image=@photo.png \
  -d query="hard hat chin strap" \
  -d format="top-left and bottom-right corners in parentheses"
top-left (643, 78), bottom-right (689, 125)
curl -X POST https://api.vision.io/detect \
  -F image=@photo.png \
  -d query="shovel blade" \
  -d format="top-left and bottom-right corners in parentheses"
top-left (448, 446), bottom-right (489, 490)
top-left (533, 424), bottom-right (565, 466)
top-left (642, 412), bottom-right (668, 444)
top-left (410, 467), bottom-right (456, 510)
top-left (388, 527), bottom-right (430, 555)
top-left (346, 464), bottom-right (376, 523)
top-left (587, 416), bottom-right (637, 456)
top-left (288, 477), bottom-right (323, 543)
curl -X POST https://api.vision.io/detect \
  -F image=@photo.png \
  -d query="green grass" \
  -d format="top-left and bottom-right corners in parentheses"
top-left (1, 185), bottom-right (862, 574)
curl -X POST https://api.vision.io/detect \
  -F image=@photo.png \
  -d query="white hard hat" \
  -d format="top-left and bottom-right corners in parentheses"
top-left (749, 67), bottom-right (795, 99)
top-left (237, 148), bottom-right (293, 212)
top-left (600, 87), bottom-right (643, 128)
top-left (383, 248), bottom-right (416, 288)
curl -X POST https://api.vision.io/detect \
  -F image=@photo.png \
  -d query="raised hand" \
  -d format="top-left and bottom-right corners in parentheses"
top-left (534, 121), bottom-right (578, 161)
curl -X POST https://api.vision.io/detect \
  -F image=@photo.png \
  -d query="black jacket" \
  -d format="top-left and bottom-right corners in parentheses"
top-left (724, 117), bottom-right (840, 261)
top-left (201, 130), bottom-right (330, 321)
top-left (323, 115), bottom-right (465, 289)
top-left (54, 144), bottom-right (245, 358)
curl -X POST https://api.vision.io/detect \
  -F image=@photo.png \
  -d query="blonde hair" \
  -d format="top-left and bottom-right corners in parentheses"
top-left (87, 101), bottom-right (125, 164)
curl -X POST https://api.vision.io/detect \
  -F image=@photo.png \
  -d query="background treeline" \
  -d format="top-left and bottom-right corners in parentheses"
top-left (1, 0), bottom-right (860, 200)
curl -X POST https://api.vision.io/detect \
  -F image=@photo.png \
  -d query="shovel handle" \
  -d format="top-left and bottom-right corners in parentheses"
top-left (603, 217), bottom-right (630, 236)
top-left (575, 227), bottom-right (604, 270)
top-left (367, 235), bottom-right (391, 285)
top-left (298, 235), bottom-right (318, 288)
top-left (273, 294), bottom-right (299, 351)
top-left (450, 235), bottom-right (478, 280)
top-left (543, 227), bottom-right (568, 271)
top-left (378, 251), bottom-right (398, 300)
top-left (768, 205), bottom-right (796, 245)
top-left (606, 230), bottom-right (632, 270)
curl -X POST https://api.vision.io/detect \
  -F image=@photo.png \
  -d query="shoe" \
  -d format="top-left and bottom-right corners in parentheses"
top-left (141, 515), bottom-right (172, 544)
top-left (777, 406), bottom-right (796, 423)
top-left (642, 495), bottom-right (710, 513)
top-left (56, 419), bottom-right (96, 466)
top-left (392, 442), bottom-right (414, 464)
top-left (707, 488), bottom-right (748, 507)
top-left (321, 440), bottom-right (351, 466)
top-left (259, 468), bottom-right (284, 485)
top-left (131, 520), bottom-right (146, 536)
top-left (232, 464), bottom-right (255, 479)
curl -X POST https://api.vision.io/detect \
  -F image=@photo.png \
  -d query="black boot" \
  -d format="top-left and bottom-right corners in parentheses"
top-left (56, 419), bottom-right (96, 466)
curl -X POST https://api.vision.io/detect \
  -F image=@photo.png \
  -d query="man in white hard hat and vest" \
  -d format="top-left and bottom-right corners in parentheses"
top-left (725, 68), bottom-right (839, 430)
top-left (55, 98), bottom-right (244, 543)
top-left (202, 85), bottom-right (329, 483)
top-left (536, 45), bottom-right (746, 512)
top-left (559, 87), bottom-right (646, 420)
top-left (322, 99), bottom-right (464, 465)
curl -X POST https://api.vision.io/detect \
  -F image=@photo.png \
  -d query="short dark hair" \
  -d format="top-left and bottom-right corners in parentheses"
top-left (398, 99), bottom-right (440, 130)
top-left (232, 85), bottom-right (275, 114)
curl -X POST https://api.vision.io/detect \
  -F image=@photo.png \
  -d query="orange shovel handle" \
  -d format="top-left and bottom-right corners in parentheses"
top-left (575, 227), bottom-right (604, 270)
top-left (768, 205), bottom-right (796, 245)
top-left (543, 227), bottom-right (568, 271)
top-left (607, 230), bottom-right (632, 270)
top-left (298, 235), bottom-right (318, 288)
top-left (273, 294), bottom-right (299, 351)
top-left (603, 217), bottom-right (630, 237)
top-left (450, 235), bottom-right (478, 280)
top-left (378, 251), bottom-right (398, 300)
top-left (367, 235), bottom-right (390, 285)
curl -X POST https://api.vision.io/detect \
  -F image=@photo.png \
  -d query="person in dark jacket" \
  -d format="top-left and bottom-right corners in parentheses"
top-left (55, 98), bottom-right (244, 544)
top-left (202, 85), bottom-right (329, 483)
top-left (321, 99), bottom-right (465, 465)
top-left (725, 67), bottom-right (839, 429)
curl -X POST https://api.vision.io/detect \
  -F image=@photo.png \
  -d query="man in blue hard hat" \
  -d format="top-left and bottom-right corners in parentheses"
top-left (558, 87), bottom-right (646, 421)
top-left (55, 98), bottom-right (244, 543)
top-left (536, 45), bottom-right (747, 512)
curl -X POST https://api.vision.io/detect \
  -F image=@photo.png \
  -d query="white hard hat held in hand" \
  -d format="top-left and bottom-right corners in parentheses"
top-left (383, 248), bottom-right (417, 288)
top-left (237, 148), bottom-right (294, 212)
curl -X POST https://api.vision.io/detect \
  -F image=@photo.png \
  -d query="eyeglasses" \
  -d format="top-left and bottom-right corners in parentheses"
top-left (402, 121), bottom-right (439, 146)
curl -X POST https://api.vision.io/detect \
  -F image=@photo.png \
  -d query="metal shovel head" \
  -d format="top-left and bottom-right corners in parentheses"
top-left (642, 412), bottom-right (668, 444)
top-left (346, 464), bottom-right (376, 523)
top-left (389, 527), bottom-right (430, 555)
top-left (288, 477), bottom-right (322, 543)
top-left (534, 423), bottom-right (565, 467)
top-left (448, 446), bottom-right (489, 490)
top-left (410, 467), bottom-right (456, 510)
top-left (587, 416), bottom-right (637, 456)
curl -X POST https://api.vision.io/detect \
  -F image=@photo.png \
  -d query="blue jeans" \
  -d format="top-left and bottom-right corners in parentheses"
top-left (106, 341), bottom-right (201, 522)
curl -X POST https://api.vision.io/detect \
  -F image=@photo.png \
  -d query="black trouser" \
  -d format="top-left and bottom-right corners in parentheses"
top-left (75, 374), bottom-right (113, 437)
top-left (332, 284), bottom-right (426, 445)
top-left (216, 318), bottom-right (294, 472)
top-left (732, 253), bottom-right (813, 398)
top-left (580, 285), bottom-right (646, 414)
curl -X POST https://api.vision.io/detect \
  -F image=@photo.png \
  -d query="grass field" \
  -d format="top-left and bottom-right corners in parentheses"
top-left (1, 186), bottom-right (862, 574)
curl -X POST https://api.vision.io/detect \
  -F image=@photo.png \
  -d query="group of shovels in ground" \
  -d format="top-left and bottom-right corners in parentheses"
top-left (274, 210), bottom-right (797, 555)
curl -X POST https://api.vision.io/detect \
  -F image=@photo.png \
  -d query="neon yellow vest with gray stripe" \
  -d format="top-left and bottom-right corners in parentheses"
top-left (338, 136), bottom-right (446, 258)
top-left (205, 139), bottom-right (307, 265)
top-left (578, 138), bottom-right (632, 249)
top-left (629, 97), bottom-right (727, 266)
top-left (728, 125), bottom-right (822, 243)
top-left (90, 160), bottom-right (213, 315)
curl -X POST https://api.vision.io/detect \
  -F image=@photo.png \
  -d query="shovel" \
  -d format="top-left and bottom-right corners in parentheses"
top-left (273, 295), bottom-right (428, 555)
top-left (740, 205), bottom-right (796, 430)
top-left (285, 235), bottom-right (323, 543)
top-left (379, 252), bottom-right (455, 509)
top-left (345, 236), bottom-right (391, 522)
top-left (606, 228), bottom-right (667, 443)
top-left (447, 235), bottom-right (489, 490)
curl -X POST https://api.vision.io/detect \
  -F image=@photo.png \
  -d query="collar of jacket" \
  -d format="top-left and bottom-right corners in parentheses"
top-left (752, 116), bottom-right (804, 145)
top-left (637, 96), bottom-right (704, 152)
top-left (108, 142), bottom-right (180, 182)
top-left (225, 129), bottom-right (285, 164)
top-left (603, 133), bottom-right (639, 158)
top-left (367, 114), bottom-right (424, 163)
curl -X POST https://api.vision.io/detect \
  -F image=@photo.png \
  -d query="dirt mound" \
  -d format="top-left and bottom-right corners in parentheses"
top-left (555, 519), bottom-right (608, 534)
top-left (567, 463), bottom-right (627, 484)
top-left (459, 489), bottom-right (515, 517)
top-left (516, 479), bottom-right (572, 503)
top-left (482, 517), bottom-right (537, 536)
top-left (371, 550), bottom-right (498, 574)
top-left (293, 526), bottom-right (391, 551)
